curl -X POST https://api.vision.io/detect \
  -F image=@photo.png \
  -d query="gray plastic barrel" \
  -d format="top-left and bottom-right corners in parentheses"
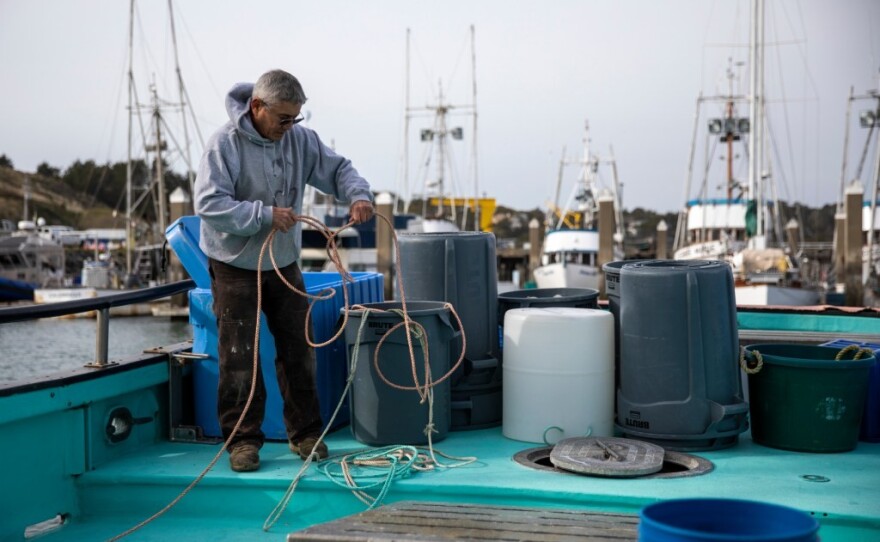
top-left (602, 260), bottom-right (629, 339)
top-left (604, 260), bottom-right (652, 396)
top-left (344, 301), bottom-right (457, 446)
top-left (397, 232), bottom-right (500, 430)
top-left (616, 260), bottom-right (748, 450)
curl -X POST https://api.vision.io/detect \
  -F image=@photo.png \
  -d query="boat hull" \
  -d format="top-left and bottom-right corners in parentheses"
top-left (533, 262), bottom-right (601, 289)
top-left (735, 284), bottom-right (821, 306)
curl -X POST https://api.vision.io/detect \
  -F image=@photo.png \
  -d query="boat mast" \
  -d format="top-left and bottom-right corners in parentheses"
top-left (725, 63), bottom-right (736, 201)
top-left (148, 84), bottom-right (168, 236)
top-left (167, 0), bottom-right (195, 208)
top-left (867, 72), bottom-right (880, 282)
top-left (747, 0), bottom-right (766, 246)
top-left (402, 28), bottom-right (411, 212)
top-left (125, 0), bottom-right (135, 280)
top-left (674, 94), bottom-right (703, 252)
top-left (435, 82), bottom-right (448, 217)
top-left (469, 24), bottom-right (479, 231)
top-left (580, 120), bottom-right (593, 230)
top-left (406, 28), bottom-right (478, 229)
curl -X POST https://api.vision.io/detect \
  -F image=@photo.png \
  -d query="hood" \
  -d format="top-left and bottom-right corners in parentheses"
top-left (225, 82), bottom-right (273, 145)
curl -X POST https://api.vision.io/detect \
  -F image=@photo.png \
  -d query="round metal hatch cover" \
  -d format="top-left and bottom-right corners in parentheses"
top-left (549, 436), bottom-right (665, 477)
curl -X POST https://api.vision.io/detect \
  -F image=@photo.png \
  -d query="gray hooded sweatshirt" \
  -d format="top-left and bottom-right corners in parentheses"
top-left (193, 83), bottom-right (373, 271)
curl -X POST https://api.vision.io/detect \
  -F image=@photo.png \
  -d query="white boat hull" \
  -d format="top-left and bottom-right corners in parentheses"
top-left (734, 284), bottom-right (820, 306)
top-left (533, 263), bottom-right (601, 290)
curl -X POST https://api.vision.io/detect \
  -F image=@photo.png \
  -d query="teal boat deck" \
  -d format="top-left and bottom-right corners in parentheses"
top-left (3, 300), bottom-right (880, 541)
top-left (41, 424), bottom-right (880, 540)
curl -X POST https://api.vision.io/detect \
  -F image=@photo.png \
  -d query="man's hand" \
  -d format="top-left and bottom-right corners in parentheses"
top-left (349, 200), bottom-right (374, 225)
top-left (272, 207), bottom-right (297, 232)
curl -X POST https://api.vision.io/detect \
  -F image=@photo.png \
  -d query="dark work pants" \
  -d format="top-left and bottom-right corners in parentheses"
top-left (209, 258), bottom-right (322, 448)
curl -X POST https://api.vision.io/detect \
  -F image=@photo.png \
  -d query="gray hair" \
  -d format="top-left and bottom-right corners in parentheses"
top-left (252, 70), bottom-right (308, 106)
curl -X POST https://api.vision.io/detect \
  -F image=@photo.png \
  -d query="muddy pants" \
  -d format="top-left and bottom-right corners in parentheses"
top-left (209, 258), bottom-right (322, 448)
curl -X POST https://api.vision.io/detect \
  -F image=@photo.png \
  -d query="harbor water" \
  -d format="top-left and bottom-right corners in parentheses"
top-left (0, 316), bottom-right (192, 383)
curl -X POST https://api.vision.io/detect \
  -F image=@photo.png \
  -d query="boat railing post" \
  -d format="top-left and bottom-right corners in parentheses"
top-left (85, 308), bottom-right (118, 369)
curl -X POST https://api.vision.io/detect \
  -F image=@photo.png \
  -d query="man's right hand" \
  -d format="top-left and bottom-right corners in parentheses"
top-left (272, 207), bottom-right (296, 232)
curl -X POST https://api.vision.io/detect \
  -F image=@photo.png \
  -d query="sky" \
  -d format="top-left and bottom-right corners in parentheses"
top-left (1, 0), bottom-right (879, 214)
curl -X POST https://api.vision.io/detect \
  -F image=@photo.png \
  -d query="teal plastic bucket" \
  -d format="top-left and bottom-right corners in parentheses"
top-left (639, 498), bottom-right (819, 542)
top-left (744, 344), bottom-right (876, 453)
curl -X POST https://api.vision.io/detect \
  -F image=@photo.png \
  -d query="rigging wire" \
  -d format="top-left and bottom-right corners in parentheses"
top-left (443, 28), bottom-right (474, 100)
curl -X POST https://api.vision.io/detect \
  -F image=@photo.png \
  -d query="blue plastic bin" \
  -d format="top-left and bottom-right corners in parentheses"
top-left (190, 272), bottom-right (384, 438)
top-left (168, 214), bottom-right (385, 438)
top-left (820, 339), bottom-right (880, 442)
top-left (639, 498), bottom-right (819, 542)
top-left (165, 216), bottom-right (211, 288)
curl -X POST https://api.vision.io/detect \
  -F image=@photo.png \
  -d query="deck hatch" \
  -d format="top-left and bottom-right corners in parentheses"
top-left (515, 444), bottom-right (713, 479)
top-left (550, 436), bottom-right (665, 477)
top-left (287, 501), bottom-right (638, 541)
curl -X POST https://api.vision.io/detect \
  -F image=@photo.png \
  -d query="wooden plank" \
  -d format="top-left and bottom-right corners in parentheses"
top-left (288, 501), bottom-right (638, 541)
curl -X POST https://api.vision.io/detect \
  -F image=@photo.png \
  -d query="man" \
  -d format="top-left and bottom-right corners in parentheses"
top-left (194, 70), bottom-right (374, 472)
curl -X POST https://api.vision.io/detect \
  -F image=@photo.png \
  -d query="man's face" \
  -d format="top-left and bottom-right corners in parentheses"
top-left (251, 98), bottom-right (303, 141)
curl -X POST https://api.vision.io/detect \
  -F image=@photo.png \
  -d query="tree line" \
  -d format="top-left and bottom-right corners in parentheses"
top-left (0, 153), bottom-right (189, 223)
top-left (1, 152), bottom-right (836, 250)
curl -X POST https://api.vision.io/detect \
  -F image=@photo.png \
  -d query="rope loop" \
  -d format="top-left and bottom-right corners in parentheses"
top-left (834, 344), bottom-right (875, 361)
top-left (740, 346), bottom-right (763, 375)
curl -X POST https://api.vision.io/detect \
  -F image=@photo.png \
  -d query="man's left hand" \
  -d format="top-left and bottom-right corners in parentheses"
top-left (349, 200), bottom-right (374, 224)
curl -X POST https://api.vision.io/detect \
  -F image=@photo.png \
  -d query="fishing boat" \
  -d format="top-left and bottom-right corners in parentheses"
top-left (0, 219), bottom-right (66, 301)
top-left (1, 210), bottom-right (879, 540)
top-left (671, 9), bottom-right (821, 307)
top-left (533, 120), bottom-right (624, 290)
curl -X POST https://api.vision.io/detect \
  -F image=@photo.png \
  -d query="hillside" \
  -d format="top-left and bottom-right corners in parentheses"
top-left (0, 166), bottom-right (121, 229)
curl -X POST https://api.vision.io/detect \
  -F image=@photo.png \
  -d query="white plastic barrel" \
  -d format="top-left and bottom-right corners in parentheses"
top-left (502, 307), bottom-right (614, 443)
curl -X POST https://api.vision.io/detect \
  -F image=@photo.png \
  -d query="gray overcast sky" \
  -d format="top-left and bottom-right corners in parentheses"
top-left (1, 0), bottom-right (878, 213)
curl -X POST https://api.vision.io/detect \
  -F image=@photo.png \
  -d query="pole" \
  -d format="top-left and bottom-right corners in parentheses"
top-left (125, 0), bottom-right (135, 280)
top-left (167, 0), bottom-right (195, 209)
top-left (747, 0), bottom-right (766, 241)
top-left (470, 24), bottom-right (480, 233)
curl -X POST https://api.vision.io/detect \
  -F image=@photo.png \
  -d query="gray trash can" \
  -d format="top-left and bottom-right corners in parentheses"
top-left (344, 301), bottom-right (458, 446)
top-left (616, 260), bottom-right (748, 450)
top-left (398, 232), bottom-right (500, 430)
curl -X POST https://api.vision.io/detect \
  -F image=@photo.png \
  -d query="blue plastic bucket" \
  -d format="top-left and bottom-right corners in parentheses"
top-left (639, 498), bottom-right (819, 542)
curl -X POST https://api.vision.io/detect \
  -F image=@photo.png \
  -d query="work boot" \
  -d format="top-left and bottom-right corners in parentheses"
top-left (229, 441), bottom-right (260, 472)
top-left (289, 435), bottom-right (329, 460)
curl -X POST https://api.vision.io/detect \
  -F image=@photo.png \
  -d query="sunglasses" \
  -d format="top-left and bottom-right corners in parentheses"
top-left (263, 101), bottom-right (305, 127)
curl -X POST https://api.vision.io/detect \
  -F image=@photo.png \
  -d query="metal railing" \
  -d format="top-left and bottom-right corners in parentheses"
top-left (0, 280), bottom-right (195, 367)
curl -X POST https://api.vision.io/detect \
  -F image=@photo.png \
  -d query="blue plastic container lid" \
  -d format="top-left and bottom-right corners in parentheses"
top-left (639, 498), bottom-right (819, 542)
top-left (819, 339), bottom-right (880, 354)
